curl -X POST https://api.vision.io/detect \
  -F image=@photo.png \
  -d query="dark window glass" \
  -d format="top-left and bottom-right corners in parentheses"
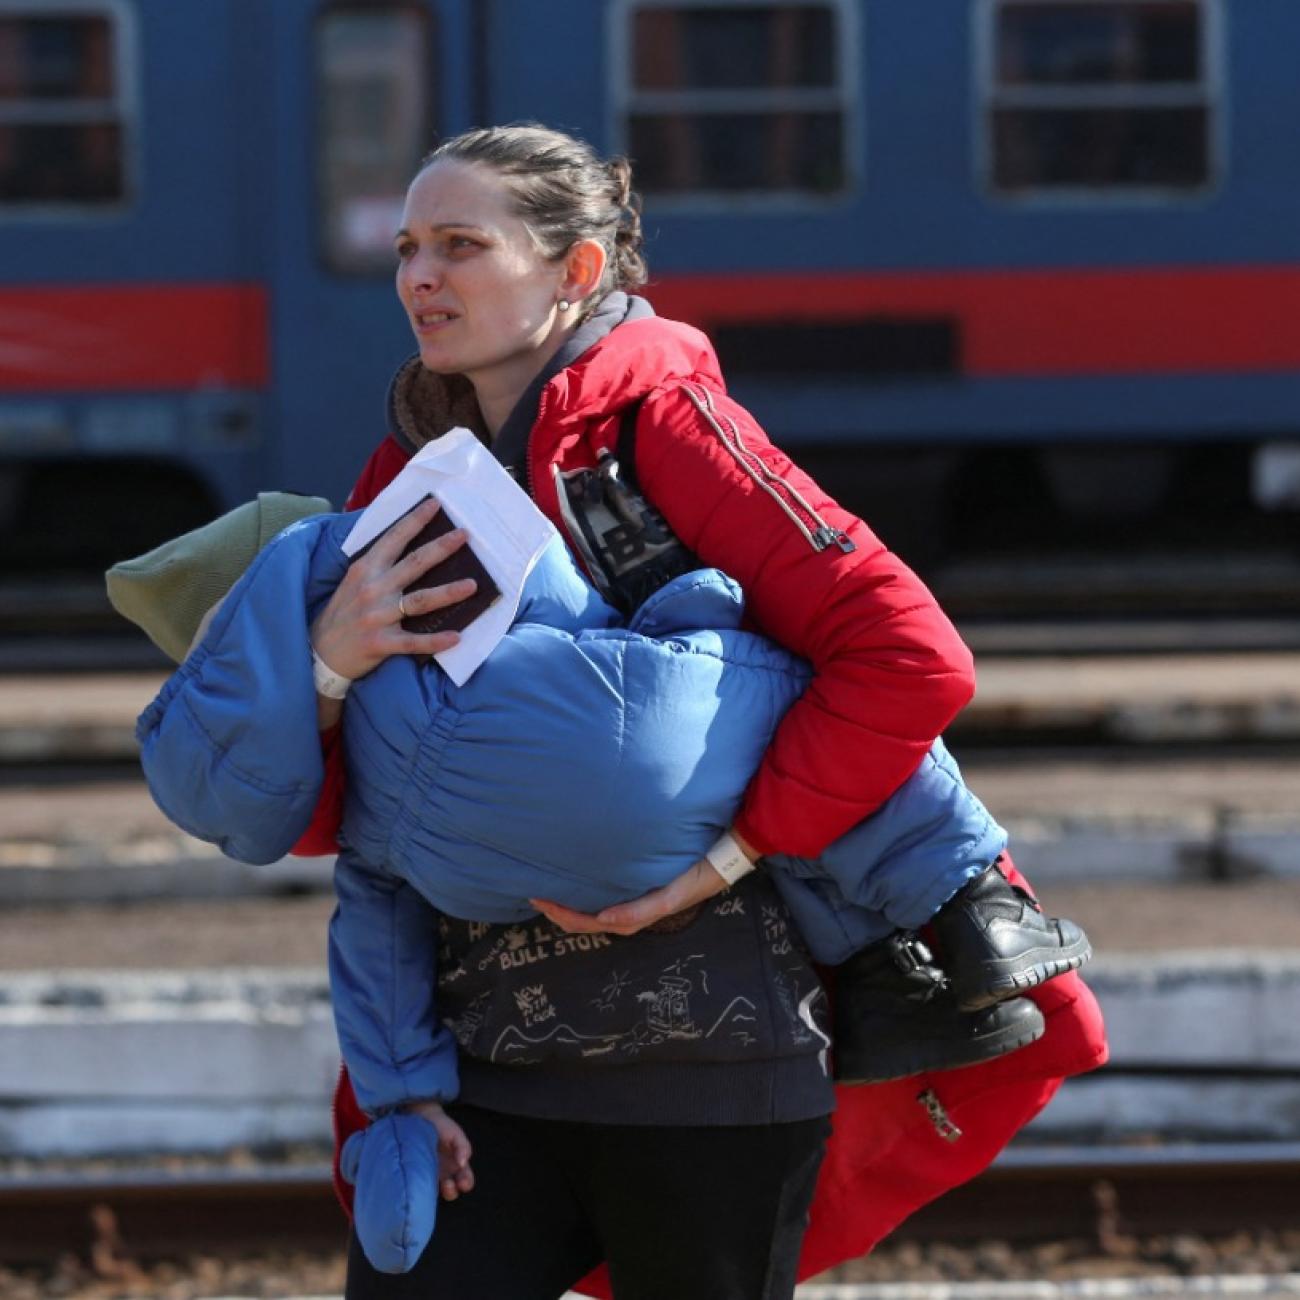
top-left (316, 5), bottom-right (435, 273)
top-left (626, 2), bottom-right (847, 197)
top-left (0, 15), bottom-right (114, 100)
top-left (0, 122), bottom-right (122, 201)
top-left (997, 2), bottom-right (1200, 85)
top-left (993, 106), bottom-right (1208, 189)
top-left (0, 13), bottom-right (124, 206)
top-left (630, 111), bottom-right (843, 193)
top-left (989, 0), bottom-right (1212, 193)
top-left (633, 5), bottom-right (834, 90)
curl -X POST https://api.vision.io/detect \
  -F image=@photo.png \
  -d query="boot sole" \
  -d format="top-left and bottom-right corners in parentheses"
top-left (834, 1007), bottom-right (1047, 1086)
top-left (952, 938), bottom-right (1093, 1013)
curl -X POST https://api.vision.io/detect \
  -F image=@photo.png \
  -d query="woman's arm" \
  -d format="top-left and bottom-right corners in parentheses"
top-left (633, 379), bottom-right (975, 860)
top-left (534, 382), bottom-right (974, 937)
top-left (290, 469), bottom-right (474, 856)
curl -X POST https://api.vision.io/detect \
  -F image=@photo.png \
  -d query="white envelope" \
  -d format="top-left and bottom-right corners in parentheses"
top-left (342, 426), bottom-right (558, 685)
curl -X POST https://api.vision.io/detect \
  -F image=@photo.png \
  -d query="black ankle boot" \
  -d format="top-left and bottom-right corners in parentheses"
top-left (931, 863), bottom-right (1092, 1012)
top-left (832, 930), bottom-right (1046, 1085)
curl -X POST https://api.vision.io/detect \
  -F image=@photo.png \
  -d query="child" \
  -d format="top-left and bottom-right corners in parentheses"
top-left (114, 495), bottom-right (1089, 1273)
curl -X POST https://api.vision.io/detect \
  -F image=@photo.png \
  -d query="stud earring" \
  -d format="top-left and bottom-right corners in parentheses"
top-left (558, 298), bottom-right (571, 311)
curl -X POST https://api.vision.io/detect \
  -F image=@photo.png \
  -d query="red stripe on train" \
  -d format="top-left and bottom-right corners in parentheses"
top-left (0, 285), bottom-right (269, 391)
top-left (645, 266), bottom-right (1300, 376)
top-left (4, 269), bottom-right (1297, 390)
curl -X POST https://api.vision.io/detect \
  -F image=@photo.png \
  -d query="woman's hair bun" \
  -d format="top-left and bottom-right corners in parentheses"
top-left (607, 156), bottom-right (646, 288)
top-left (608, 156), bottom-right (635, 210)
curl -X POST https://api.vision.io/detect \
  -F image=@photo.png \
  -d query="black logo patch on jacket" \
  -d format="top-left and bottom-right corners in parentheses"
top-left (553, 447), bottom-right (699, 616)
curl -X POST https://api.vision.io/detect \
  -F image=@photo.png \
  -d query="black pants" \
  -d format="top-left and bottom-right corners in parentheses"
top-left (345, 1103), bottom-right (830, 1300)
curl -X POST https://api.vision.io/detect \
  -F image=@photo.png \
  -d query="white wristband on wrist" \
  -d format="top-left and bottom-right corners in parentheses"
top-left (311, 646), bottom-right (353, 700)
top-left (704, 831), bottom-right (757, 887)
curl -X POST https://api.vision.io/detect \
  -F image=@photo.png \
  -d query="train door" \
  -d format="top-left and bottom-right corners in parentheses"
top-left (263, 0), bottom-right (473, 507)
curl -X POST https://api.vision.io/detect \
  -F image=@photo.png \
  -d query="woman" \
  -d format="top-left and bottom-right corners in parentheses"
top-left (303, 124), bottom-right (1104, 1299)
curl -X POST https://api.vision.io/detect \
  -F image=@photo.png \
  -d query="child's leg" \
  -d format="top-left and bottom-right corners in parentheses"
top-left (829, 929), bottom-right (1046, 1085)
top-left (927, 856), bottom-right (1091, 1011)
top-left (762, 741), bottom-right (1089, 1083)
top-left (763, 740), bottom-right (1009, 966)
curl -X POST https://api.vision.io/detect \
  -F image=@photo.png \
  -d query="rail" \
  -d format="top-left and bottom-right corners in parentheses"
top-left (3, 1143), bottom-right (1300, 1268)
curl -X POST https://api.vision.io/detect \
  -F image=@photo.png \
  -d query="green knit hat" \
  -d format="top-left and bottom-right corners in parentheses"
top-left (105, 491), bottom-right (332, 662)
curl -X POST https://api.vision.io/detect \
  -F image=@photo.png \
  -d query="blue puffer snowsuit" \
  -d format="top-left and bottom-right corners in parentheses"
top-left (136, 511), bottom-right (1006, 1272)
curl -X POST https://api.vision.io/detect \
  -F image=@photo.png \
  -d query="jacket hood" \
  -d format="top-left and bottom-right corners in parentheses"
top-left (536, 311), bottom-right (723, 432)
top-left (384, 294), bottom-right (723, 454)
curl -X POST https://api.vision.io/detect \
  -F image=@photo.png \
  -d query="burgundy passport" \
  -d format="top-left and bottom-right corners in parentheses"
top-left (354, 496), bottom-right (502, 636)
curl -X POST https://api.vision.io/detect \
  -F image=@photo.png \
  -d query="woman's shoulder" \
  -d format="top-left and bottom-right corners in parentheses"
top-left (567, 309), bottom-right (729, 413)
top-left (623, 366), bottom-right (779, 486)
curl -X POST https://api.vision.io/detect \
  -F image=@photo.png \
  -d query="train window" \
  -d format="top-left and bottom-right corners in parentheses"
top-left (617, 1), bottom-right (853, 199)
top-left (984, 0), bottom-right (1218, 196)
top-left (316, 3), bottom-right (435, 274)
top-left (0, 3), bottom-right (132, 207)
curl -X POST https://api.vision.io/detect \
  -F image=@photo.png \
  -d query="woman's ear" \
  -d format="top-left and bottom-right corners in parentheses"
top-left (561, 239), bottom-right (607, 307)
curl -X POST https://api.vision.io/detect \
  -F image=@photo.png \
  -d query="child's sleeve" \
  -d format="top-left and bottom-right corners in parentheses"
top-left (289, 435), bottom-right (413, 858)
top-left (328, 852), bottom-right (459, 1116)
top-left (330, 850), bottom-right (459, 1275)
top-left (135, 527), bottom-right (329, 865)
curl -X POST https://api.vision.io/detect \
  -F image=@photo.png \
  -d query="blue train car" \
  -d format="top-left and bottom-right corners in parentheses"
top-left (2, 0), bottom-right (1298, 573)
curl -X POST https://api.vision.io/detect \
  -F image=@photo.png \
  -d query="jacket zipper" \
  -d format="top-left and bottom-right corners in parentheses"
top-left (680, 383), bottom-right (855, 555)
top-left (917, 1086), bottom-right (964, 1143)
top-left (525, 394), bottom-right (543, 503)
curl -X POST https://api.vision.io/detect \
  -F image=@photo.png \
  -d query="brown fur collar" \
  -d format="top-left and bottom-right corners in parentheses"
top-left (387, 356), bottom-right (489, 451)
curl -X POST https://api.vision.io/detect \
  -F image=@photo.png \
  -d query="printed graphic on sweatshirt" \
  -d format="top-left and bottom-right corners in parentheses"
top-left (446, 990), bottom-right (494, 1050)
top-left (485, 950), bottom-right (761, 1066)
top-left (763, 900), bottom-right (831, 1070)
top-left (763, 900), bottom-right (794, 956)
top-left (590, 969), bottom-right (631, 1014)
top-left (513, 983), bottom-right (557, 1028)
top-left (439, 917), bottom-right (614, 985)
top-left (437, 878), bottom-right (829, 1072)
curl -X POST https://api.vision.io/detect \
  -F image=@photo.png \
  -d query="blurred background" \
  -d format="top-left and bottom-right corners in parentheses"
top-left (0, 1), bottom-right (1298, 1297)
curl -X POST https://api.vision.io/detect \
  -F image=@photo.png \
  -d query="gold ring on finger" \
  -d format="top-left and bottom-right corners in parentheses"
top-left (398, 593), bottom-right (408, 620)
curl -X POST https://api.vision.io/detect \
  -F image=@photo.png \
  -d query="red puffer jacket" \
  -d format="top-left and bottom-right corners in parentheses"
top-left (302, 312), bottom-right (978, 859)
top-left (316, 313), bottom-right (1108, 1285)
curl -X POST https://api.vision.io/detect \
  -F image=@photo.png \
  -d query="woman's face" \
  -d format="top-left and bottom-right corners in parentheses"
top-left (395, 160), bottom-right (568, 394)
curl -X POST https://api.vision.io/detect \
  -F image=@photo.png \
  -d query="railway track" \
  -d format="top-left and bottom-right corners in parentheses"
top-left (3, 1143), bottom-right (1299, 1268)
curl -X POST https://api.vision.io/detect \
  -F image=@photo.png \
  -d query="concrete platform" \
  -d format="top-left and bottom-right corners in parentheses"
top-left (4, 744), bottom-right (1299, 910)
top-left (1, 954), bottom-right (1297, 1159)
top-left (3, 650), bottom-right (1300, 766)
top-left (2, 657), bottom-right (1297, 903)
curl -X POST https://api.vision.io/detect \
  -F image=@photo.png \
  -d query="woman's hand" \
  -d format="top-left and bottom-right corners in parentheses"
top-left (532, 828), bottom-right (761, 936)
top-left (310, 496), bottom-right (477, 683)
top-left (531, 857), bottom-right (731, 937)
top-left (402, 1099), bottom-right (475, 1201)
